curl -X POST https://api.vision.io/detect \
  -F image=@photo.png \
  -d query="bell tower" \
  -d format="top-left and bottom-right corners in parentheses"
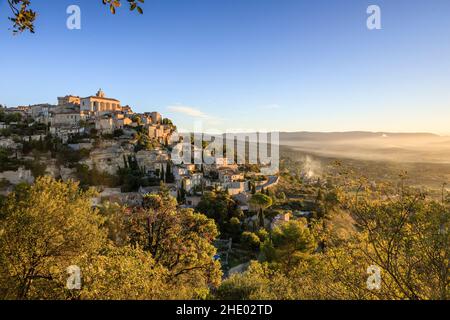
top-left (96, 88), bottom-right (105, 98)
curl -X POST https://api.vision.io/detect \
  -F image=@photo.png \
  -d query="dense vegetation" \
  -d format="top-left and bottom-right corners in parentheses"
top-left (0, 167), bottom-right (447, 300)
top-left (212, 156), bottom-right (449, 300)
top-left (0, 177), bottom-right (220, 300)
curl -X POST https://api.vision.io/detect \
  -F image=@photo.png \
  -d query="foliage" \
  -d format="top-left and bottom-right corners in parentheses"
top-left (0, 110), bottom-right (22, 123)
top-left (256, 228), bottom-right (269, 242)
top-left (224, 217), bottom-right (242, 240)
top-left (197, 191), bottom-right (243, 230)
top-left (117, 155), bottom-right (148, 192)
top-left (0, 147), bottom-right (21, 172)
top-left (218, 176), bottom-right (450, 300)
top-left (215, 261), bottom-right (295, 300)
top-left (0, 177), bottom-right (105, 299)
top-left (0, 177), bottom-right (223, 300)
top-left (75, 164), bottom-right (120, 189)
top-left (5, 0), bottom-right (144, 34)
top-left (261, 219), bottom-right (315, 271)
top-left (249, 193), bottom-right (273, 228)
top-left (340, 180), bottom-right (450, 300)
top-left (250, 193), bottom-right (273, 211)
top-left (104, 191), bottom-right (223, 293)
top-left (134, 131), bottom-right (160, 152)
top-left (241, 232), bottom-right (261, 251)
top-left (75, 245), bottom-right (174, 300)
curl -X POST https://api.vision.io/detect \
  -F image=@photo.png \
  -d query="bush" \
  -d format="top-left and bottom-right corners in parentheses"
top-left (256, 228), bottom-right (269, 242)
top-left (113, 129), bottom-right (124, 137)
top-left (241, 231), bottom-right (261, 251)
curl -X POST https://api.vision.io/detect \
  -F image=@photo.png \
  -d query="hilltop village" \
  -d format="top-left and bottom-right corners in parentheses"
top-left (1, 92), bottom-right (443, 300)
top-left (0, 90), bottom-right (285, 271)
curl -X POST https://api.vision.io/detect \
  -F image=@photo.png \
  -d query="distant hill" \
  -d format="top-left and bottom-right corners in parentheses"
top-left (279, 131), bottom-right (450, 164)
top-left (280, 131), bottom-right (440, 142)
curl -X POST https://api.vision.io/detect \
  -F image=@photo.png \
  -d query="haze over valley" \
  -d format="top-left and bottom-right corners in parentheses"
top-left (280, 132), bottom-right (450, 164)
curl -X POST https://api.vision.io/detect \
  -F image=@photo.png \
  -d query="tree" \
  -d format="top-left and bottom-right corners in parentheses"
top-left (118, 155), bottom-right (146, 192)
top-left (249, 193), bottom-right (273, 228)
top-left (160, 166), bottom-right (165, 182)
top-left (241, 232), bottom-right (261, 251)
top-left (0, 177), bottom-right (222, 300)
top-left (218, 172), bottom-right (450, 301)
top-left (344, 185), bottom-right (450, 300)
top-left (162, 118), bottom-right (173, 126)
top-left (256, 228), bottom-right (269, 242)
top-left (197, 191), bottom-right (243, 228)
top-left (216, 261), bottom-right (294, 300)
top-left (165, 164), bottom-right (174, 183)
top-left (226, 217), bottom-right (242, 240)
top-left (5, 0), bottom-right (145, 34)
top-left (0, 177), bottom-right (106, 299)
top-left (261, 219), bottom-right (315, 271)
top-left (75, 245), bottom-right (177, 300)
top-left (109, 192), bottom-right (222, 294)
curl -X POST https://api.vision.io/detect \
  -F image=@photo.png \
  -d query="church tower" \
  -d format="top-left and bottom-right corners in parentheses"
top-left (96, 89), bottom-right (105, 98)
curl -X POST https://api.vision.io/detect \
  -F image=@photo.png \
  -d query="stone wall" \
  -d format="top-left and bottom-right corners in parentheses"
top-left (0, 167), bottom-right (34, 185)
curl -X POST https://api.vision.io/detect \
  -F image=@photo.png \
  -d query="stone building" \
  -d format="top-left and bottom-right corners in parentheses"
top-left (0, 167), bottom-right (34, 185)
top-left (51, 109), bottom-right (85, 127)
top-left (95, 116), bottom-right (114, 134)
top-left (122, 105), bottom-right (133, 115)
top-left (57, 95), bottom-right (80, 106)
top-left (80, 89), bottom-right (121, 115)
top-left (151, 112), bottom-right (162, 124)
top-left (29, 104), bottom-right (53, 124)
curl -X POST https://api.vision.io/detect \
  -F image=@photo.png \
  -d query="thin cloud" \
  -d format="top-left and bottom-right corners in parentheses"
top-left (167, 105), bottom-right (210, 118)
top-left (167, 104), bottom-right (224, 126)
top-left (259, 104), bottom-right (282, 110)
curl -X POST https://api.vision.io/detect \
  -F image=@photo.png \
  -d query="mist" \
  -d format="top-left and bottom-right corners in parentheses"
top-left (280, 132), bottom-right (450, 164)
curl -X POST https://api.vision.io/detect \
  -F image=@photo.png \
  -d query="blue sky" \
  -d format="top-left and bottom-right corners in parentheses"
top-left (1, 0), bottom-right (449, 133)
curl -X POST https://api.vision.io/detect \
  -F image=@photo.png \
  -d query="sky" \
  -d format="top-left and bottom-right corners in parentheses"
top-left (0, 0), bottom-right (449, 134)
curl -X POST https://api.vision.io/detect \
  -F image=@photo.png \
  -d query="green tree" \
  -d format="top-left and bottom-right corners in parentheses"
top-left (250, 183), bottom-right (256, 194)
top-left (344, 186), bottom-right (450, 300)
top-left (197, 191), bottom-right (243, 228)
top-left (261, 219), bottom-right (315, 271)
top-left (218, 174), bottom-right (450, 301)
top-left (75, 245), bottom-right (177, 300)
top-left (249, 193), bottom-right (273, 228)
top-left (256, 228), bottom-right (269, 242)
top-left (241, 232), bottom-right (261, 251)
top-left (216, 261), bottom-right (294, 300)
top-left (0, 177), bottom-right (223, 300)
top-left (109, 192), bottom-right (222, 293)
top-left (0, 177), bottom-right (106, 299)
top-left (226, 217), bottom-right (242, 240)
